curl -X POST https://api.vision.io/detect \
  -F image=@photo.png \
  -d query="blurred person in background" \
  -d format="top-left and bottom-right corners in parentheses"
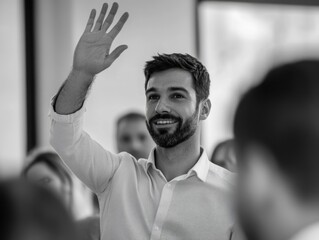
top-left (49, 2), bottom-right (240, 240)
top-left (22, 151), bottom-right (73, 209)
top-left (234, 60), bottom-right (319, 240)
top-left (0, 179), bottom-right (77, 240)
top-left (23, 149), bottom-right (97, 221)
top-left (116, 111), bottom-right (154, 159)
top-left (210, 139), bottom-right (237, 172)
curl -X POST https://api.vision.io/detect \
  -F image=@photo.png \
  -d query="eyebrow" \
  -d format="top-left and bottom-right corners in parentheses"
top-left (145, 87), bottom-right (157, 95)
top-left (168, 87), bottom-right (189, 95)
top-left (145, 87), bottom-right (190, 95)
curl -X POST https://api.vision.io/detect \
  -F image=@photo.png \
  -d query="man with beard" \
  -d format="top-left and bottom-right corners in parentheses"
top-left (234, 60), bottom-right (319, 240)
top-left (50, 3), bottom-right (238, 240)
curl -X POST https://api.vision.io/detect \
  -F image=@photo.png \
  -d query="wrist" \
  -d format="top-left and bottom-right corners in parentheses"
top-left (70, 68), bottom-right (95, 85)
top-left (71, 68), bottom-right (95, 79)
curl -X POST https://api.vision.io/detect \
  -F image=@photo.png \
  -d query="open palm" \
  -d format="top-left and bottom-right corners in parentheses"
top-left (73, 3), bottom-right (129, 76)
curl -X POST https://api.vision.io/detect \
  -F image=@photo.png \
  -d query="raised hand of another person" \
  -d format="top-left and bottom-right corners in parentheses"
top-left (73, 2), bottom-right (129, 77)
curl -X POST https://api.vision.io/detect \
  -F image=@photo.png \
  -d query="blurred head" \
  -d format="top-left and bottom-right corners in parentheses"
top-left (234, 60), bottom-right (319, 240)
top-left (144, 53), bottom-right (211, 148)
top-left (0, 179), bottom-right (76, 240)
top-left (116, 112), bottom-right (154, 159)
top-left (23, 152), bottom-right (73, 208)
top-left (210, 139), bottom-right (237, 172)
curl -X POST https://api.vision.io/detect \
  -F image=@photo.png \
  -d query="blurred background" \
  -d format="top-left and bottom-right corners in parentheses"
top-left (1, 0), bottom-right (319, 179)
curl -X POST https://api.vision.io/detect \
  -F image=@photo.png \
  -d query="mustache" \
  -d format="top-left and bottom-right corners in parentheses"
top-left (148, 114), bottom-right (181, 123)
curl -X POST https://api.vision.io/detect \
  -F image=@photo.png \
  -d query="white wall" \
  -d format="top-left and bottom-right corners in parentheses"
top-left (0, 0), bottom-right (25, 178)
top-left (36, 0), bottom-right (73, 150)
top-left (36, 0), bottom-right (196, 152)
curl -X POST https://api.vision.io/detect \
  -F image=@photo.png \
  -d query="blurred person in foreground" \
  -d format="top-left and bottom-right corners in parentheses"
top-left (0, 179), bottom-right (77, 240)
top-left (49, 2), bottom-right (240, 240)
top-left (116, 112), bottom-right (154, 159)
top-left (210, 139), bottom-right (237, 172)
top-left (234, 60), bottom-right (319, 240)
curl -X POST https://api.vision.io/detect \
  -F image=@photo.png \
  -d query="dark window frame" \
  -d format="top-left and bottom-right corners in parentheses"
top-left (24, 0), bottom-right (37, 153)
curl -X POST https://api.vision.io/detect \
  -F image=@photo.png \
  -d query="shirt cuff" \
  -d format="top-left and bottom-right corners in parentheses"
top-left (48, 94), bottom-right (86, 123)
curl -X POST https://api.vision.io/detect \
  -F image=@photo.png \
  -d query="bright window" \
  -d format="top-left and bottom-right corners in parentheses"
top-left (199, 2), bottom-right (319, 155)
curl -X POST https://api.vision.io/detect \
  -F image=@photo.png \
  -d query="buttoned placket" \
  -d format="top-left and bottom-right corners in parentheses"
top-left (150, 180), bottom-right (176, 240)
top-left (147, 155), bottom-right (200, 240)
top-left (148, 165), bottom-right (196, 240)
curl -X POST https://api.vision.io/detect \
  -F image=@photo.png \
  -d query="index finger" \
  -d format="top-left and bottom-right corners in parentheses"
top-left (84, 9), bottom-right (97, 33)
top-left (108, 12), bottom-right (129, 39)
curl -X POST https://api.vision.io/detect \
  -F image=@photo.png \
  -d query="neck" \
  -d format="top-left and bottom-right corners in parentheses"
top-left (154, 129), bottom-right (201, 182)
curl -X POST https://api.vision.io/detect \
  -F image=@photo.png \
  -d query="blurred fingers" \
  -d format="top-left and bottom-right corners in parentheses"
top-left (108, 12), bottom-right (129, 40)
top-left (101, 2), bottom-right (119, 32)
top-left (84, 9), bottom-right (96, 33)
top-left (93, 3), bottom-right (108, 32)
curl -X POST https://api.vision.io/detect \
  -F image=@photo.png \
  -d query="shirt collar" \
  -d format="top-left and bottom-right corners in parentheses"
top-left (146, 147), bottom-right (210, 182)
top-left (291, 222), bottom-right (319, 240)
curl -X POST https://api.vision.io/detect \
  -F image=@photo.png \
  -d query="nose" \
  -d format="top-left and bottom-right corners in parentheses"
top-left (155, 99), bottom-right (171, 114)
top-left (131, 140), bottom-right (142, 151)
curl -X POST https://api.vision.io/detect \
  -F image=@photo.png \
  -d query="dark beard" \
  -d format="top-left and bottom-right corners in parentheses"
top-left (146, 108), bottom-right (199, 148)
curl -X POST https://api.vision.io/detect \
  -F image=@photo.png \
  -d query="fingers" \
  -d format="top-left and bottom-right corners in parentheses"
top-left (93, 3), bottom-right (108, 32)
top-left (101, 2), bottom-right (119, 32)
top-left (84, 2), bottom-right (128, 37)
top-left (84, 9), bottom-right (96, 33)
top-left (105, 45), bottom-right (128, 66)
top-left (108, 12), bottom-right (129, 40)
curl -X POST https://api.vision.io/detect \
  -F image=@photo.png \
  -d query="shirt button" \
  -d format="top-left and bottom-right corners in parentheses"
top-left (167, 183), bottom-right (171, 188)
top-left (155, 226), bottom-right (159, 231)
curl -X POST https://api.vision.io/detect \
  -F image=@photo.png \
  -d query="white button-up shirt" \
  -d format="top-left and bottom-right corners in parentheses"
top-left (49, 103), bottom-right (238, 240)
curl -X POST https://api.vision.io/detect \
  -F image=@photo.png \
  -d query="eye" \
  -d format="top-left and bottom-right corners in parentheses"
top-left (39, 177), bottom-right (52, 185)
top-left (121, 135), bottom-right (131, 143)
top-left (139, 134), bottom-right (146, 142)
top-left (172, 93), bottom-right (185, 99)
top-left (148, 94), bottom-right (159, 101)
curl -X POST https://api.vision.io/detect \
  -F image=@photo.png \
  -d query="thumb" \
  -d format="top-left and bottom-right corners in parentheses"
top-left (104, 45), bottom-right (128, 67)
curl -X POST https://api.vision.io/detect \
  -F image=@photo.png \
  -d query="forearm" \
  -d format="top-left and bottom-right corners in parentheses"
top-left (55, 69), bottom-right (94, 115)
top-left (49, 106), bottom-right (121, 193)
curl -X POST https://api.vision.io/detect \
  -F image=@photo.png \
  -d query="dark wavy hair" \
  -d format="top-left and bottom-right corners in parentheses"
top-left (144, 53), bottom-right (210, 103)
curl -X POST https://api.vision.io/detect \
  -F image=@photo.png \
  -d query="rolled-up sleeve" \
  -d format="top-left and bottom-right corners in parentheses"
top-left (49, 99), bottom-right (122, 194)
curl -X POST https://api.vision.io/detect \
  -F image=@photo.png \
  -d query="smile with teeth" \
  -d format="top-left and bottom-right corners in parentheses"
top-left (154, 119), bottom-right (177, 125)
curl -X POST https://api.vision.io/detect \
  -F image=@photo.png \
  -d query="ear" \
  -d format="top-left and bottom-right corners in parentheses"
top-left (199, 99), bottom-right (211, 120)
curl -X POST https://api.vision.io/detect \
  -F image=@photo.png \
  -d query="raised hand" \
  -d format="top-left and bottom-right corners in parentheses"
top-left (73, 2), bottom-right (129, 76)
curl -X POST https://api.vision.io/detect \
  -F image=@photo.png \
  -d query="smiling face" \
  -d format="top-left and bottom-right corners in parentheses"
top-left (145, 68), bottom-right (200, 148)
